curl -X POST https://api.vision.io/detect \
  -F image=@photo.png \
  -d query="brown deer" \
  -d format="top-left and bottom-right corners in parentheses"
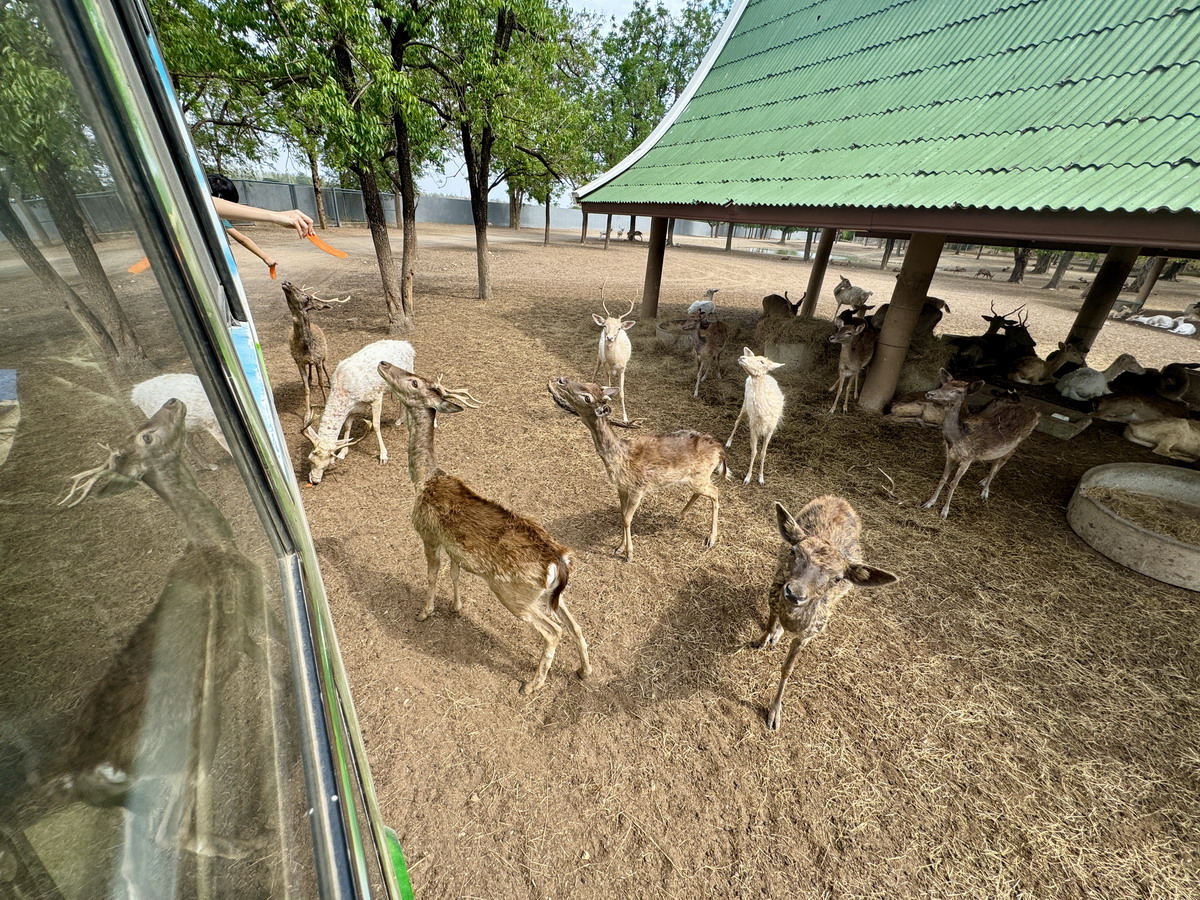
top-left (922, 369), bottom-right (1041, 517)
top-left (56, 399), bottom-right (270, 883)
top-left (1007, 341), bottom-right (1085, 385)
top-left (378, 363), bottom-right (590, 694)
top-left (548, 376), bottom-right (728, 562)
top-left (681, 309), bottom-right (730, 398)
top-left (282, 282), bottom-right (346, 425)
top-left (828, 319), bottom-right (878, 413)
top-left (761, 291), bottom-right (804, 318)
top-left (758, 497), bottom-right (897, 731)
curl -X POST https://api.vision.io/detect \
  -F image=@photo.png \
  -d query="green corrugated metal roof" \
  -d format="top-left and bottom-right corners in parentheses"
top-left (580, 0), bottom-right (1200, 214)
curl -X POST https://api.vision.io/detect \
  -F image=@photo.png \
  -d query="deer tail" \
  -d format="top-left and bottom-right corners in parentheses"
top-left (547, 552), bottom-right (571, 612)
top-left (717, 448), bottom-right (731, 481)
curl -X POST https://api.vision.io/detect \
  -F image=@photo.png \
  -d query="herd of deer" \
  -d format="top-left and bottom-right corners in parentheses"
top-left (37, 273), bottom-right (1198, 877)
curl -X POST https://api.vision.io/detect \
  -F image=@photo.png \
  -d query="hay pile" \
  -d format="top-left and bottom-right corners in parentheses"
top-left (896, 331), bottom-right (954, 393)
top-left (1083, 485), bottom-right (1200, 545)
top-left (753, 313), bottom-right (836, 347)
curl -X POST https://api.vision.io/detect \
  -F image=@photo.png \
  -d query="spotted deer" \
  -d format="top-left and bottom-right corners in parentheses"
top-left (828, 318), bottom-right (878, 413)
top-left (681, 309), bottom-right (730, 398)
top-left (591, 297), bottom-right (636, 421)
top-left (761, 290), bottom-right (803, 318)
top-left (282, 281), bottom-right (344, 425)
top-left (923, 369), bottom-right (1041, 517)
top-left (758, 497), bottom-right (897, 731)
top-left (379, 364), bottom-right (590, 694)
top-left (548, 376), bottom-right (728, 562)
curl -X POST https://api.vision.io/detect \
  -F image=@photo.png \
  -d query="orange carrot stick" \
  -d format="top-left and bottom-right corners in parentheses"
top-left (128, 256), bottom-right (151, 274)
top-left (307, 233), bottom-right (349, 258)
top-left (269, 263), bottom-right (278, 279)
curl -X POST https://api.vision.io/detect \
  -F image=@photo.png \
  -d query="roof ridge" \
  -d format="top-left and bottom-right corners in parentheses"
top-left (704, 2), bottom-right (1200, 103)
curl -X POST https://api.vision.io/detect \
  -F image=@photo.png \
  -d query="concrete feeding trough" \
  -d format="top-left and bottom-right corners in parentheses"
top-left (1067, 462), bottom-right (1200, 591)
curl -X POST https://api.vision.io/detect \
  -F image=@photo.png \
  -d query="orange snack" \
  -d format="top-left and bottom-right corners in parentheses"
top-left (307, 233), bottom-right (349, 258)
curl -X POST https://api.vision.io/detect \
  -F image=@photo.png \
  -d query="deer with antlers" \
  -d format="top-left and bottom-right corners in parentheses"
top-left (378, 364), bottom-right (591, 694)
top-left (282, 282), bottom-right (348, 425)
top-left (681, 308), bottom-right (730, 398)
top-left (549, 377), bottom-right (728, 561)
top-left (56, 399), bottom-right (272, 889)
top-left (922, 369), bottom-right (1041, 517)
top-left (591, 297), bottom-right (636, 421)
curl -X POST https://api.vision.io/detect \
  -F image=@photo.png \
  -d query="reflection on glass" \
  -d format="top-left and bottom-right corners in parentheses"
top-left (0, 4), bottom-right (314, 898)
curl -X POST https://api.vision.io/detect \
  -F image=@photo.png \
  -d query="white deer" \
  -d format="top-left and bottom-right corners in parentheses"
top-left (725, 347), bottom-right (785, 485)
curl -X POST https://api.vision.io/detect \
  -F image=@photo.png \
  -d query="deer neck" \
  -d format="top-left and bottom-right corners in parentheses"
top-left (584, 412), bottom-right (627, 468)
top-left (143, 459), bottom-right (235, 548)
top-left (404, 405), bottom-right (441, 486)
top-left (939, 394), bottom-right (971, 443)
top-left (317, 386), bottom-right (357, 441)
top-left (292, 311), bottom-right (314, 344)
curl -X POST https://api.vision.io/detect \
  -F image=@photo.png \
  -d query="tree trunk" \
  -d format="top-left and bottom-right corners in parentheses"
top-left (1007, 247), bottom-right (1031, 283)
top-left (543, 197), bottom-right (550, 246)
top-left (976, 244), bottom-right (984, 258)
top-left (1127, 256), bottom-right (1155, 292)
top-left (508, 183), bottom-right (523, 229)
top-left (629, 215), bottom-right (637, 239)
top-left (1163, 259), bottom-right (1185, 280)
top-left (1032, 250), bottom-right (1055, 274)
top-left (1087, 255), bottom-right (1099, 272)
top-left (308, 148), bottom-right (328, 229)
top-left (804, 228), bottom-right (814, 260)
top-left (1043, 250), bottom-right (1075, 290)
top-left (580, 210), bottom-right (588, 244)
top-left (34, 157), bottom-right (153, 374)
top-left (604, 214), bottom-right (612, 250)
top-left (352, 164), bottom-right (407, 330)
top-left (0, 178), bottom-right (122, 363)
top-left (667, 217), bottom-right (676, 247)
top-left (461, 121), bottom-right (494, 300)
top-left (11, 184), bottom-right (55, 245)
top-left (392, 112), bottom-right (418, 322)
top-left (881, 237), bottom-right (895, 269)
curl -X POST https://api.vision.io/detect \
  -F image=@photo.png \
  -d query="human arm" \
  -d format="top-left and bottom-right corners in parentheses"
top-left (211, 197), bottom-right (314, 238)
top-left (225, 227), bottom-right (276, 270)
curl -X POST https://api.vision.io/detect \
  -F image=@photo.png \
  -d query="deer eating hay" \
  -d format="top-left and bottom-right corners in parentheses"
top-left (379, 364), bottom-right (591, 694)
top-left (548, 376), bottom-right (728, 562)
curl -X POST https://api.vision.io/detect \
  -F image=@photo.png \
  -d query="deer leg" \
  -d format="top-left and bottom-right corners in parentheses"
top-left (757, 425), bottom-right (776, 485)
top-left (371, 395), bottom-right (387, 464)
top-left (516, 600), bottom-right (562, 695)
top-left (725, 401), bottom-right (745, 449)
top-left (554, 598), bottom-right (592, 679)
top-left (449, 559), bottom-right (463, 612)
top-left (923, 449), bottom-right (957, 511)
top-left (618, 367), bottom-right (628, 421)
top-left (316, 362), bottom-right (330, 403)
top-left (765, 635), bottom-right (806, 731)
top-left (743, 422), bottom-right (760, 485)
top-left (417, 543), bottom-right (442, 621)
top-left (979, 450), bottom-right (1016, 500)
top-left (616, 486), bottom-right (645, 562)
top-left (693, 359), bottom-right (704, 398)
top-left (843, 371), bottom-right (858, 412)
top-left (336, 418), bottom-right (354, 459)
top-left (186, 433), bottom-right (220, 471)
top-left (592, 356), bottom-right (602, 382)
top-left (936, 460), bottom-right (973, 518)
top-left (756, 610), bottom-right (784, 648)
top-left (297, 360), bottom-right (312, 424)
top-left (829, 374), bottom-right (846, 413)
top-left (685, 480), bottom-right (721, 549)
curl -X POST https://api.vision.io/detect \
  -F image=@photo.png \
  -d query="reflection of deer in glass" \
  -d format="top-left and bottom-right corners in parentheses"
top-left (58, 398), bottom-right (267, 892)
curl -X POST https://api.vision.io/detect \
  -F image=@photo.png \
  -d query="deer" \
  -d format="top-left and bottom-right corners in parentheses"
top-left (973, 268), bottom-right (993, 279)
top-left (688, 287), bottom-right (720, 316)
top-left (922, 369), bottom-right (1041, 518)
top-left (1055, 353), bottom-right (1144, 402)
top-left (725, 347), bottom-right (785, 485)
top-left (548, 376), bottom-right (728, 562)
top-left (55, 399), bottom-right (272, 889)
top-left (835, 300), bottom-right (875, 325)
top-left (378, 364), bottom-right (591, 694)
top-left (282, 281), bottom-right (347, 426)
top-left (1007, 341), bottom-right (1086, 385)
top-left (828, 318), bottom-right (878, 413)
top-left (761, 290), bottom-right (804, 318)
top-left (757, 497), bottom-right (897, 731)
top-left (832, 276), bottom-right (872, 313)
top-left (869, 297), bottom-right (950, 336)
top-left (591, 297), bottom-right (636, 422)
top-left (681, 308), bottom-right (730, 398)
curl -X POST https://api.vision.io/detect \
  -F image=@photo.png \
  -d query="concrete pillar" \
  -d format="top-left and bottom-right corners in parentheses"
top-left (858, 232), bottom-right (946, 412)
top-left (798, 228), bottom-right (837, 317)
top-left (604, 214), bottom-right (612, 250)
top-left (1133, 255), bottom-right (1168, 309)
top-left (881, 237), bottom-right (895, 270)
top-left (580, 210), bottom-right (588, 243)
top-left (725, 223), bottom-right (734, 252)
top-left (1066, 245), bottom-right (1140, 352)
top-left (641, 216), bottom-right (668, 320)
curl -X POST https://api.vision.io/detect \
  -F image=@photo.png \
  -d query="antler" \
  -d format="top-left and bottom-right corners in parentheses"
top-left (311, 291), bottom-right (351, 304)
top-left (58, 444), bottom-right (117, 508)
top-left (622, 297), bottom-right (636, 319)
top-left (432, 374), bottom-right (483, 408)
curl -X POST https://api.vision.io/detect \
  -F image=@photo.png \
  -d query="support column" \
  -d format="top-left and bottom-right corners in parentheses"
top-left (667, 217), bottom-right (676, 247)
top-left (1133, 255), bottom-right (1168, 309)
top-left (1066, 245), bottom-right (1140, 352)
top-left (798, 227), bottom-right (837, 317)
top-left (640, 216), bottom-right (668, 319)
top-left (725, 224), bottom-right (734, 252)
top-left (880, 237), bottom-right (895, 270)
top-left (803, 228), bottom-right (814, 260)
top-left (604, 214), bottom-right (612, 249)
top-left (858, 232), bottom-right (946, 412)
top-left (580, 210), bottom-right (588, 243)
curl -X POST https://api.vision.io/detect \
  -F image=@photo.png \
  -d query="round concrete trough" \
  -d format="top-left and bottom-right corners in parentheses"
top-left (1067, 462), bottom-right (1200, 591)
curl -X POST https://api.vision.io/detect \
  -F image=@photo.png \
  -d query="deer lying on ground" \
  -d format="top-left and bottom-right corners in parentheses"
top-left (1055, 353), bottom-right (1144, 402)
top-left (1110, 362), bottom-right (1200, 400)
top-left (682, 308), bottom-right (730, 398)
top-left (833, 276), bottom-right (872, 313)
top-left (1007, 341), bottom-right (1085, 385)
top-left (548, 376), bottom-right (728, 562)
top-left (761, 290), bottom-right (803, 318)
top-left (282, 282), bottom-right (347, 426)
top-left (828, 318), bottom-right (878, 413)
top-left (57, 399), bottom-right (271, 888)
top-left (758, 497), bottom-right (897, 731)
top-left (922, 369), bottom-right (1041, 517)
top-left (945, 302), bottom-right (1022, 370)
top-left (1122, 417), bottom-right (1200, 462)
top-left (591, 298), bottom-right (636, 421)
top-left (379, 364), bottom-right (590, 694)
top-left (303, 339), bottom-right (415, 484)
top-left (688, 287), bottom-right (720, 316)
top-left (725, 348), bottom-right (785, 485)
top-left (1093, 393), bottom-right (1189, 424)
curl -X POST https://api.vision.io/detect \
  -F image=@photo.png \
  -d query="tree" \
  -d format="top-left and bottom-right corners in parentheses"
top-left (1008, 248), bottom-right (1031, 283)
top-left (1032, 250), bottom-right (1055, 274)
top-left (1042, 251), bottom-right (1074, 290)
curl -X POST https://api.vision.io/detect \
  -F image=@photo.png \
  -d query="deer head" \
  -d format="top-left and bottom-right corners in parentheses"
top-left (282, 281), bottom-right (349, 314)
top-left (829, 321), bottom-right (867, 345)
top-left (378, 363), bottom-right (482, 418)
top-left (736, 347), bottom-right (784, 377)
top-left (925, 369), bottom-right (983, 406)
top-left (303, 424), bottom-right (369, 485)
top-left (592, 298), bottom-right (636, 344)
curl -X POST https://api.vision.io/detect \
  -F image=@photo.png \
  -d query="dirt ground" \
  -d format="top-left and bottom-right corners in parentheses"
top-left (4, 223), bottom-right (1200, 899)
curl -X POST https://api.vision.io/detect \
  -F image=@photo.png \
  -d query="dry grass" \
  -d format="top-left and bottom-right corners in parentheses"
top-left (1083, 486), bottom-right (1200, 546)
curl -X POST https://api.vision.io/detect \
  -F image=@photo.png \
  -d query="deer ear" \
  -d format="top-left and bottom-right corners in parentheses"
top-left (968, 380), bottom-right (985, 394)
top-left (845, 564), bottom-right (898, 588)
top-left (774, 502), bottom-right (805, 545)
top-left (743, 346), bottom-right (754, 357)
top-left (592, 314), bottom-right (606, 327)
top-left (600, 386), bottom-right (620, 399)
top-left (622, 319), bottom-right (636, 330)
top-left (769, 360), bottom-right (784, 371)
top-left (938, 368), bottom-right (953, 384)
top-left (435, 398), bottom-right (466, 414)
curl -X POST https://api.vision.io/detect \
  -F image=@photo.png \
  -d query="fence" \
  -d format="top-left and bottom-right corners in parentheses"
top-left (2, 177), bottom-right (733, 245)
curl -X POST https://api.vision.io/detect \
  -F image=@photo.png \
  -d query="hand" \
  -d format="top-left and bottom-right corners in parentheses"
top-left (275, 209), bottom-right (315, 238)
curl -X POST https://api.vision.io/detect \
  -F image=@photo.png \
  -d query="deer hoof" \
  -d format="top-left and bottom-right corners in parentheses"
top-left (757, 475), bottom-right (765, 485)
top-left (520, 679), bottom-right (543, 696)
top-left (939, 507), bottom-right (950, 519)
top-left (765, 705), bottom-right (782, 731)
top-left (704, 536), bottom-right (717, 550)
top-left (921, 498), bottom-right (936, 510)
top-left (416, 609), bottom-right (432, 622)
top-left (576, 664), bottom-right (592, 680)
